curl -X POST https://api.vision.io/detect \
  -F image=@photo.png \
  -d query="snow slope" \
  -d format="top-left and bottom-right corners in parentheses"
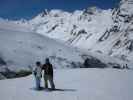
top-left (0, 68), bottom-right (133, 100)
top-left (0, 21), bottom-right (83, 71)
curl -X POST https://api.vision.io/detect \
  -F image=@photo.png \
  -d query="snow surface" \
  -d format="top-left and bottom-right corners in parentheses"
top-left (0, 68), bottom-right (133, 100)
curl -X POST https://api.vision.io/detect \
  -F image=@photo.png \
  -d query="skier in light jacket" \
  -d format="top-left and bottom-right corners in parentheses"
top-left (33, 61), bottom-right (42, 90)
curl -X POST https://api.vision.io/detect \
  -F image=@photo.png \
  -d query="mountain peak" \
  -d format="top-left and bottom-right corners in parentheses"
top-left (83, 6), bottom-right (102, 15)
top-left (39, 9), bottom-right (49, 17)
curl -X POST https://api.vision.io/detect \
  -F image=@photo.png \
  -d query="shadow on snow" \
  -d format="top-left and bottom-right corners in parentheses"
top-left (30, 87), bottom-right (76, 92)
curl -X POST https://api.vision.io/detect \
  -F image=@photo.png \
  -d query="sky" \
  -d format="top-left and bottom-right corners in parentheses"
top-left (0, 0), bottom-right (120, 20)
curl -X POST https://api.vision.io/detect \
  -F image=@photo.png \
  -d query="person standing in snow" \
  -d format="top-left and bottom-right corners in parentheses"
top-left (33, 61), bottom-right (42, 90)
top-left (42, 58), bottom-right (55, 90)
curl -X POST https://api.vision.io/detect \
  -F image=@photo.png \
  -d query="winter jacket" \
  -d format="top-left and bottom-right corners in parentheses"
top-left (42, 63), bottom-right (53, 77)
top-left (33, 66), bottom-right (42, 78)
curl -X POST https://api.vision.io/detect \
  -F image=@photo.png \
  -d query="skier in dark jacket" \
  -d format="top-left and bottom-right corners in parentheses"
top-left (42, 58), bottom-right (55, 90)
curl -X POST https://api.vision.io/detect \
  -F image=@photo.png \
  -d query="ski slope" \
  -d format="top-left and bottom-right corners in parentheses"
top-left (0, 68), bottom-right (133, 100)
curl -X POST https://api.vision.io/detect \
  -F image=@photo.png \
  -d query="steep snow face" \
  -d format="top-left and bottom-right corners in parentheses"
top-left (0, 21), bottom-right (84, 71)
top-left (28, 8), bottom-right (113, 53)
top-left (29, 8), bottom-right (113, 45)
top-left (96, 0), bottom-right (133, 62)
top-left (28, 7), bottom-right (114, 57)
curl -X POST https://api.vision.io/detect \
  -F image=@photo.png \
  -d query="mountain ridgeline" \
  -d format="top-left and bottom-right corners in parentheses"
top-left (23, 0), bottom-right (133, 63)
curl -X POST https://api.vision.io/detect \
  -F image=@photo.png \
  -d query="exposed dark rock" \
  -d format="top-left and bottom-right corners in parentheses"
top-left (0, 73), bottom-right (6, 80)
top-left (0, 69), bottom-right (32, 80)
top-left (77, 29), bottom-right (87, 36)
top-left (99, 30), bottom-right (110, 41)
top-left (114, 40), bottom-right (121, 47)
top-left (71, 62), bottom-right (83, 68)
top-left (47, 24), bottom-right (59, 33)
top-left (40, 9), bottom-right (49, 17)
top-left (108, 63), bottom-right (122, 69)
top-left (83, 57), bottom-right (107, 68)
top-left (0, 57), bottom-right (6, 66)
top-left (126, 40), bottom-right (133, 51)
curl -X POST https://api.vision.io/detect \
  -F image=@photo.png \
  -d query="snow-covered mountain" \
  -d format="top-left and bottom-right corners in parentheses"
top-left (0, 20), bottom-right (125, 79)
top-left (29, 7), bottom-right (113, 45)
top-left (20, 0), bottom-right (132, 64)
top-left (102, 0), bottom-right (133, 62)
top-left (0, 0), bottom-right (133, 79)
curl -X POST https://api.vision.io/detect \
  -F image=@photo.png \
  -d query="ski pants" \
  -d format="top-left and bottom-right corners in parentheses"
top-left (44, 75), bottom-right (55, 89)
top-left (35, 76), bottom-right (41, 89)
